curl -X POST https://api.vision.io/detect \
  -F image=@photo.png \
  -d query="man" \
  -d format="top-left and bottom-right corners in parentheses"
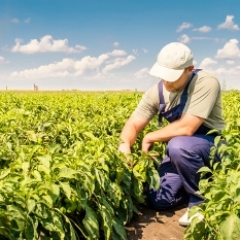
top-left (118, 42), bottom-right (225, 226)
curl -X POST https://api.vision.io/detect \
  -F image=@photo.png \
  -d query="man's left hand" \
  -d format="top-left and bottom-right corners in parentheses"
top-left (142, 136), bottom-right (153, 152)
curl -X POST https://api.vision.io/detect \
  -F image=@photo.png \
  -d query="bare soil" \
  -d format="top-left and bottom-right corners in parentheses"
top-left (126, 204), bottom-right (187, 240)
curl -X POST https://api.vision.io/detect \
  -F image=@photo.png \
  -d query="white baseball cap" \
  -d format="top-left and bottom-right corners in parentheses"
top-left (149, 42), bottom-right (194, 82)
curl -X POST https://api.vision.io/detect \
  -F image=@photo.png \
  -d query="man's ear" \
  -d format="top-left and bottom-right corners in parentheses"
top-left (188, 65), bottom-right (194, 72)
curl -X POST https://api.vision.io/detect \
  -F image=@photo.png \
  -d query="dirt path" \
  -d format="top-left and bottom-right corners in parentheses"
top-left (126, 204), bottom-right (187, 240)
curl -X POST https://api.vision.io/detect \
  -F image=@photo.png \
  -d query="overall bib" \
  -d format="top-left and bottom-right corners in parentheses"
top-left (148, 70), bottom-right (220, 209)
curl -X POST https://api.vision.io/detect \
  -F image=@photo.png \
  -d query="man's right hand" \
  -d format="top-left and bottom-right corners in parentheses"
top-left (118, 142), bottom-right (131, 154)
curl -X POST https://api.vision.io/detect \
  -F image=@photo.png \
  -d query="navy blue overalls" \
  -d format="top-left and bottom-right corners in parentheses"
top-left (148, 69), bottom-right (219, 209)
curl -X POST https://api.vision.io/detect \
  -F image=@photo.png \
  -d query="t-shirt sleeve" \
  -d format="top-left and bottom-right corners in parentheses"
top-left (183, 75), bottom-right (220, 119)
top-left (132, 83), bottom-right (159, 120)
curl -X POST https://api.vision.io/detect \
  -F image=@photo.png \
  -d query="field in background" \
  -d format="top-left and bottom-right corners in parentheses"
top-left (0, 90), bottom-right (239, 239)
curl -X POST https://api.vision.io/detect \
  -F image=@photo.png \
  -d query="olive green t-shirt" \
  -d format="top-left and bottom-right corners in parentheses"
top-left (133, 70), bottom-right (226, 130)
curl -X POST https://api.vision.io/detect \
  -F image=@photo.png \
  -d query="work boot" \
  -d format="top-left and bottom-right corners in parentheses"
top-left (179, 208), bottom-right (204, 227)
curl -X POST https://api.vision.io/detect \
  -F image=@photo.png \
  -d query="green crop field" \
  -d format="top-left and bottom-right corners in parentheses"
top-left (0, 90), bottom-right (239, 240)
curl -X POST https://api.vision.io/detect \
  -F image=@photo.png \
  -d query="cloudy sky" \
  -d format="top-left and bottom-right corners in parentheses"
top-left (0, 0), bottom-right (240, 91)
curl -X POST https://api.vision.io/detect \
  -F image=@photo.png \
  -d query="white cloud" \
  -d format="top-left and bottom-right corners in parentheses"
top-left (199, 58), bottom-right (217, 69)
top-left (215, 67), bottom-right (240, 76)
top-left (193, 26), bottom-right (212, 33)
top-left (11, 18), bottom-right (19, 23)
top-left (178, 34), bottom-right (190, 44)
top-left (10, 49), bottom-right (135, 79)
top-left (74, 54), bottom-right (110, 76)
top-left (11, 58), bottom-right (75, 78)
top-left (109, 49), bottom-right (127, 57)
top-left (24, 18), bottom-right (31, 23)
top-left (176, 22), bottom-right (193, 32)
top-left (226, 60), bottom-right (235, 65)
top-left (193, 60), bottom-right (198, 66)
top-left (0, 56), bottom-right (9, 64)
top-left (133, 67), bottom-right (149, 78)
top-left (218, 15), bottom-right (239, 31)
top-left (75, 45), bottom-right (87, 51)
top-left (215, 39), bottom-right (240, 59)
top-left (102, 55), bottom-right (135, 74)
top-left (113, 42), bottom-right (120, 47)
top-left (11, 35), bottom-right (87, 54)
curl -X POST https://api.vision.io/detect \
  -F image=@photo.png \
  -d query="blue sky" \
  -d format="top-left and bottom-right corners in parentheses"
top-left (0, 0), bottom-right (240, 91)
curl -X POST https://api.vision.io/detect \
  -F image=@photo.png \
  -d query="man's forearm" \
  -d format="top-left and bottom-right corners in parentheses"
top-left (143, 114), bottom-right (204, 144)
top-left (143, 119), bottom-right (195, 144)
top-left (119, 115), bottom-right (150, 154)
top-left (120, 122), bottom-right (138, 146)
top-left (118, 122), bottom-right (138, 154)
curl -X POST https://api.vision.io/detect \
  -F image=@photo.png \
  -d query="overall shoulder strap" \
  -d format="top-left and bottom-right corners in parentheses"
top-left (180, 69), bottom-right (202, 103)
top-left (158, 80), bottom-right (166, 126)
top-left (158, 80), bottom-right (165, 106)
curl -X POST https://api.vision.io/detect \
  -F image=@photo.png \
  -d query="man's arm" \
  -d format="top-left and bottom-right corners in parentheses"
top-left (142, 113), bottom-right (204, 152)
top-left (118, 114), bottom-right (150, 154)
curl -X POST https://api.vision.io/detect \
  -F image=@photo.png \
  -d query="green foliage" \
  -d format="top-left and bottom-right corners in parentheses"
top-left (184, 90), bottom-right (240, 239)
top-left (0, 91), bottom-right (161, 240)
top-left (2, 90), bottom-right (238, 239)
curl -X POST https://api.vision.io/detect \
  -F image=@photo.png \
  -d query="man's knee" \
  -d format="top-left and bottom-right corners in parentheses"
top-left (147, 188), bottom-right (175, 210)
top-left (147, 187), bottom-right (188, 210)
top-left (147, 172), bottom-right (187, 210)
top-left (167, 137), bottom-right (188, 163)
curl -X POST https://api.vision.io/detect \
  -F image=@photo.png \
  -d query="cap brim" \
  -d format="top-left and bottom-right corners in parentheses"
top-left (149, 62), bottom-right (184, 82)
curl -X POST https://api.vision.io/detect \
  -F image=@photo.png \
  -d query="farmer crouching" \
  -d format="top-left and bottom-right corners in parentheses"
top-left (118, 42), bottom-right (225, 226)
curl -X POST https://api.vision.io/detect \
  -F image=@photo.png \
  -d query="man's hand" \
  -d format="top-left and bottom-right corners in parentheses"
top-left (118, 142), bottom-right (131, 154)
top-left (141, 136), bottom-right (154, 153)
top-left (119, 114), bottom-right (150, 154)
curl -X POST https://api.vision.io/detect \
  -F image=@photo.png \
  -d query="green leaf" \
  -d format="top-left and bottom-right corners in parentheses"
top-left (32, 170), bottom-right (42, 181)
top-left (0, 169), bottom-right (10, 180)
top-left (25, 216), bottom-right (38, 240)
top-left (51, 183), bottom-right (60, 201)
top-left (99, 197), bottom-right (115, 216)
top-left (37, 165), bottom-right (50, 175)
top-left (22, 162), bottom-right (30, 172)
top-left (42, 195), bottom-right (54, 206)
top-left (197, 166), bottom-right (212, 174)
top-left (54, 208), bottom-right (77, 240)
top-left (108, 182), bottom-right (122, 208)
top-left (99, 205), bottom-right (112, 240)
top-left (82, 172), bottom-right (95, 198)
top-left (147, 166), bottom-right (160, 190)
top-left (83, 132), bottom-right (98, 140)
top-left (82, 206), bottom-right (99, 240)
top-left (132, 169), bottom-right (144, 182)
top-left (37, 155), bottom-right (51, 169)
top-left (132, 177), bottom-right (144, 202)
top-left (38, 206), bottom-right (65, 239)
top-left (27, 199), bottom-right (36, 213)
top-left (95, 168), bottom-right (108, 190)
top-left (220, 214), bottom-right (240, 239)
top-left (112, 217), bottom-right (127, 240)
top-left (58, 168), bottom-right (81, 179)
top-left (59, 182), bottom-right (72, 199)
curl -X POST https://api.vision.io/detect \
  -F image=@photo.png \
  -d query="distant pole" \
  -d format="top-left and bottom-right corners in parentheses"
top-left (222, 79), bottom-right (227, 91)
top-left (33, 83), bottom-right (38, 91)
